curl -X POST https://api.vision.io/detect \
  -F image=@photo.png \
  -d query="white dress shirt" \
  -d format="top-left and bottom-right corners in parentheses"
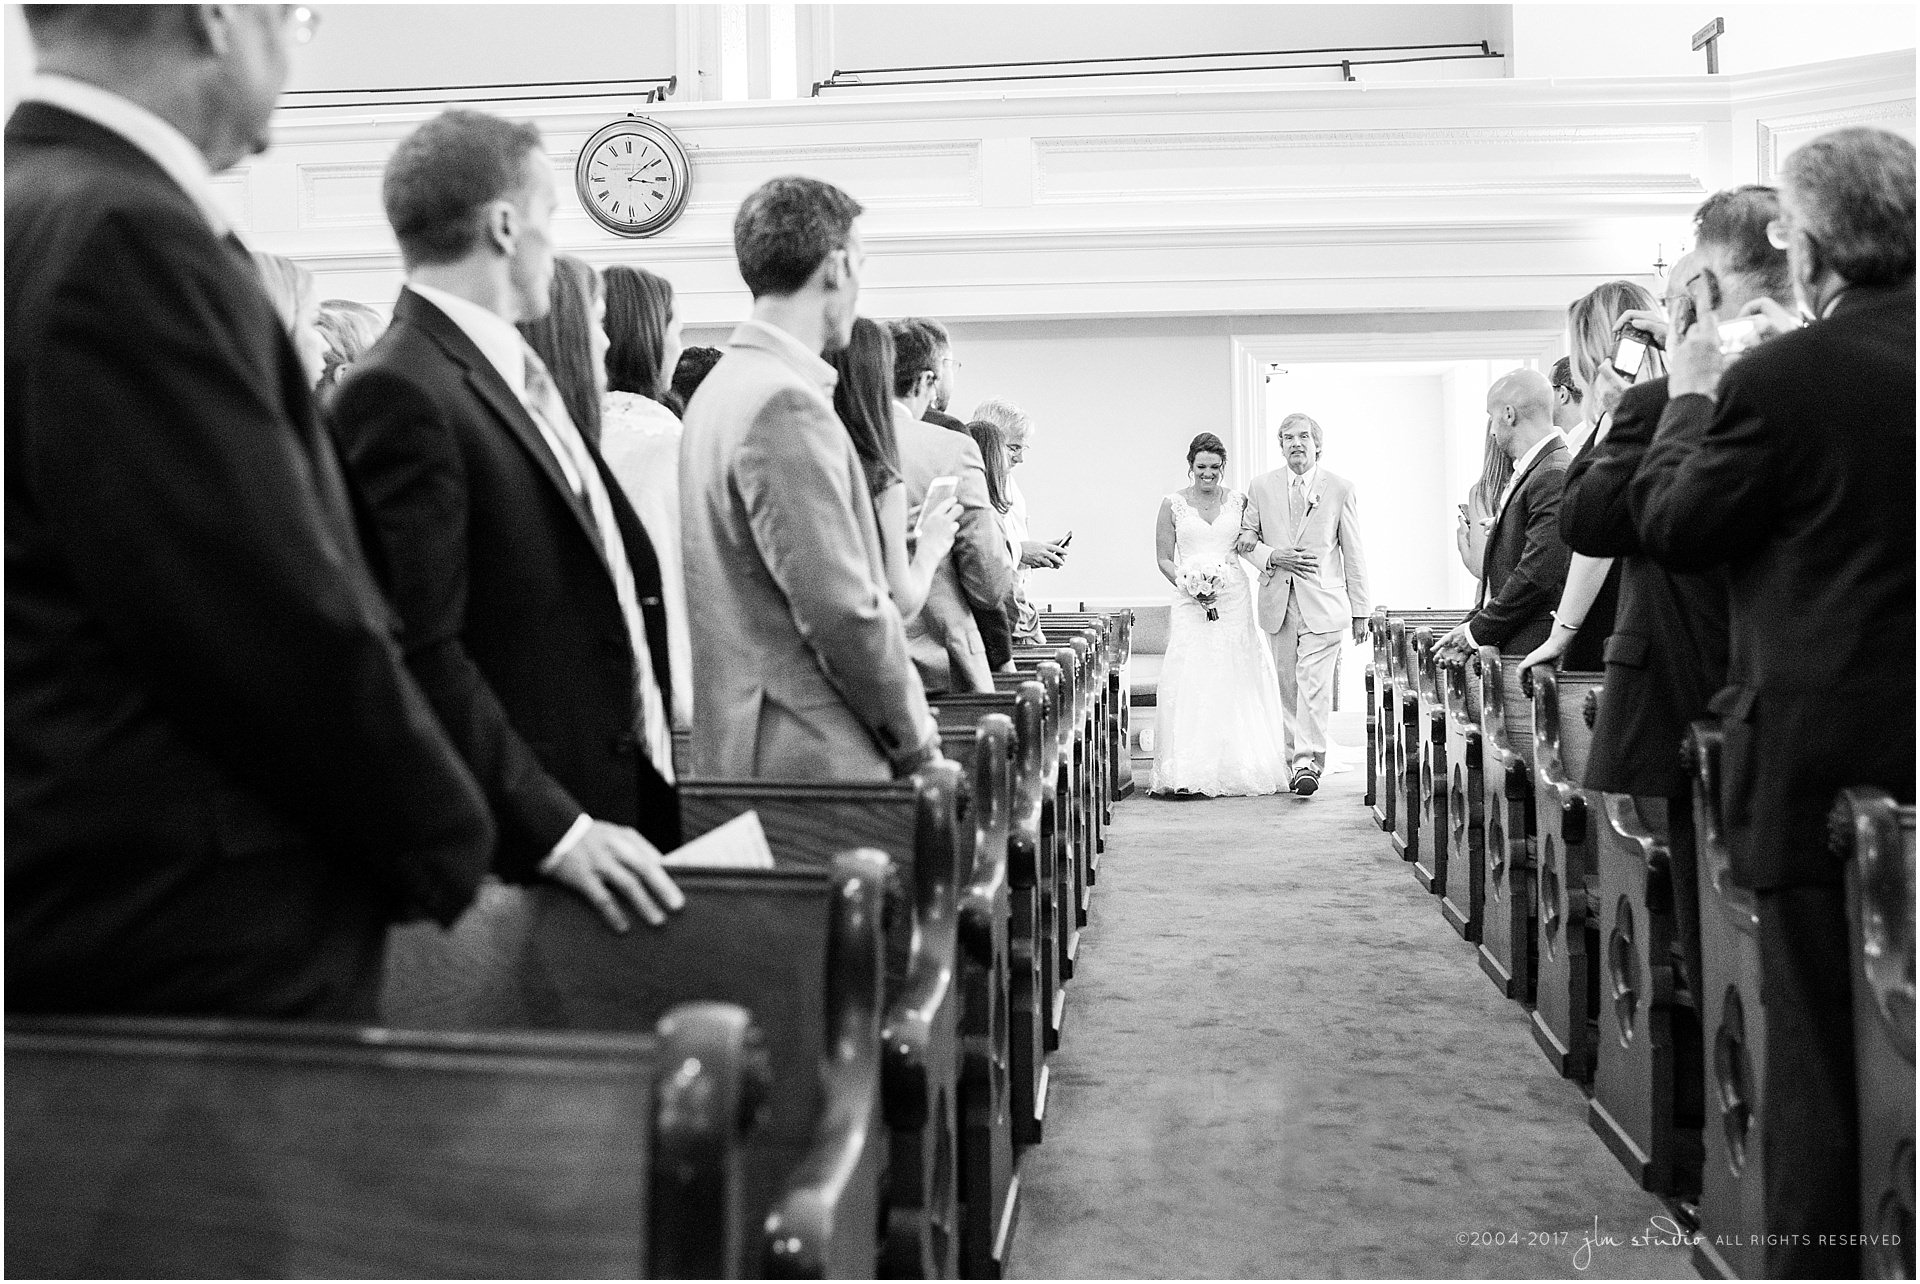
top-left (20, 74), bottom-right (229, 237)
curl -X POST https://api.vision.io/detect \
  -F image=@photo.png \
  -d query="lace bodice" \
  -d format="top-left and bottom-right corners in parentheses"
top-left (1169, 489), bottom-right (1247, 567)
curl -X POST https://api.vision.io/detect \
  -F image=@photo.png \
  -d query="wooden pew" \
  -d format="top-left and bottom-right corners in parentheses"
top-left (1016, 638), bottom-right (1099, 901)
top-left (5, 1009), bottom-right (756, 1279)
top-left (1529, 667), bottom-right (1605, 1083)
top-left (1369, 608), bottom-right (1466, 836)
top-left (1039, 609), bottom-right (1133, 803)
top-left (1411, 627), bottom-right (1454, 895)
top-left (1476, 646), bottom-right (1536, 1002)
top-left (930, 710), bottom-right (1024, 1279)
top-left (1367, 608), bottom-right (1391, 827)
top-left (1390, 611), bottom-right (1468, 865)
top-left (934, 686), bottom-right (1053, 1147)
top-left (1830, 787), bottom-right (1916, 1282)
top-left (382, 853), bottom-right (893, 1280)
top-left (1438, 652), bottom-right (1485, 942)
top-left (1036, 616), bottom-right (1118, 830)
top-left (1683, 721), bottom-right (1769, 1282)
top-left (996, 660), bottom-right (1080, 994)
top-left (1364, 655), bottom-right (1379, 811)
top-left (1587, 791), bottom-right (1705, 1200)
top-left (677, 771), bottom-right (968, 1279)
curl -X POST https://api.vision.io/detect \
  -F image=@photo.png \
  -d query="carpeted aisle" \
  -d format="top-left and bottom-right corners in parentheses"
top-left (1009, 711), bottom-right (1694, 1280)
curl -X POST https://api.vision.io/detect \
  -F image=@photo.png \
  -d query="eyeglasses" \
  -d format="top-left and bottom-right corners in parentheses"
top-left (288, 5), bottom-right (320, 44)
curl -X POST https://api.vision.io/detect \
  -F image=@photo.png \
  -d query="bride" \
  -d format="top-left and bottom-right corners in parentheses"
top-left (1148, 433), bottom-right (1292, 797)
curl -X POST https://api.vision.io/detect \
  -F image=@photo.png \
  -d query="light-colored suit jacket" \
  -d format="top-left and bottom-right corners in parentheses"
top-left (893, 403), bottom-right (1014, 693)
top-left (1243, 466), bottom-right (1372, 635)
top-left (679, 321), bottom-right (932, 780)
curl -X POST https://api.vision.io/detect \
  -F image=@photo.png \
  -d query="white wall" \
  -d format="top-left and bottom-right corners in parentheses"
top-left (1509, 4), bottom-right (1915, 79)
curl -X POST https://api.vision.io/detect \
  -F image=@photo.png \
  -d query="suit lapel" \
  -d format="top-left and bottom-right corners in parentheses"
top-left (398, 291), bottom-right (610, 571)
top-left (1485, 440), bottom-right (1564, 577)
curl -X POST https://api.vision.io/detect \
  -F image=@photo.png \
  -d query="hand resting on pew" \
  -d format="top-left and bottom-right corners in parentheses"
top-left (544, 819), bottom-right (686, 933)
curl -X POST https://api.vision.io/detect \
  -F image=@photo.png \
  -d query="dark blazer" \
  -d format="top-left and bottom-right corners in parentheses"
top-left (1631, 285), bottom-right (1916, 888)
top-left (1466, 436), bottom-right (1571, 654)
top-left (331, 289), bottom-right (679, 879)
top-left (5, 104), bottom-right (493, 1018)
top-left (924, 407), bottom-right (968, 433)
top-left (1562, 377), bottom-right (1730, 797)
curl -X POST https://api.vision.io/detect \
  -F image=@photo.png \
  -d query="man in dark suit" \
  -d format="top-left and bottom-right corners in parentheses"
top-left (332, 110), bottom-right (683, 935)
top-left (1632, 128), bottom-right (1915, 1279)
top-left (1433, 369), bottom-right (1571, 662)
top-left (6, 7), bottom-right (495, 1019)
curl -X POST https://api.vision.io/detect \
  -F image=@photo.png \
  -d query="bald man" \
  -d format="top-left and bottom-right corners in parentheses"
top-left (1434, 370), bottom-right (1572, 660)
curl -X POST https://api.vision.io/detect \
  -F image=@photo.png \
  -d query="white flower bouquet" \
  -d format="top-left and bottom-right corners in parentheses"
top-left (1179, 563), bottom-right (1228, 621)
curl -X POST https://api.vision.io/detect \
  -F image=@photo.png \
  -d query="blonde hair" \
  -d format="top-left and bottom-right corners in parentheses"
top-left (250, 251), bottom-right (315, 335)
top-left (1567, 280), bottom-right (1661, 394)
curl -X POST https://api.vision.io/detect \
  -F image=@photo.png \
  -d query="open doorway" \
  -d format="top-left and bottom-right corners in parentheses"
top-left (1230, 331), bottom-right (1559, 714)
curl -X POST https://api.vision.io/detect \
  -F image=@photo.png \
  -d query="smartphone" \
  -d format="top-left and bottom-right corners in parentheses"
top-left (1717, 314), bottom-right (1763, 357)
top-left (922, 475), bottom-right (959, 512)
top-left (1057, 531), bottom-right (1074, 548)
top-left (1611, 333), bottom-right (1648, 381)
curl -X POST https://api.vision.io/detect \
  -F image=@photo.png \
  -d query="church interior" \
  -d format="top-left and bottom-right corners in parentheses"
top-left (4, 3), bottom-right (1914, 1279)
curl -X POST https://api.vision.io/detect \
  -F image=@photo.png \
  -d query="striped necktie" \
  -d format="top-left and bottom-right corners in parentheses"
top-left (523, 348), bottom-right (675, 784)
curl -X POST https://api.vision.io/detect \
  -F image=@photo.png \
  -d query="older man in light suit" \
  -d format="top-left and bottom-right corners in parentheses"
top-left (1241, 413), bottom-right (1371, 795)
top-left (681, 178), bottom-right (939, 781)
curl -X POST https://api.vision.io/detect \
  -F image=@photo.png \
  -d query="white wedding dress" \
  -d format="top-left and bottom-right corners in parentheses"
top-left (1149, 490), bottom-right (1292, 797)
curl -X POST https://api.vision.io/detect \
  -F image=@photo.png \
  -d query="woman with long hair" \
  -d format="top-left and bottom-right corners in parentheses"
top-left (1519, 278), bottom-right (1665, 672)
top-left (315, 298), bottom-right (384, 405)
top-left (830, 317), bottom-right (959, 617)
top-left (251, 250), bottom-right (328, 390)
top-left (516, 255), bottom-right (605, 445)
top-left (596, 264), bottom-right (692, 728)
top-left (1454, 426), bottom-right (1512, 577)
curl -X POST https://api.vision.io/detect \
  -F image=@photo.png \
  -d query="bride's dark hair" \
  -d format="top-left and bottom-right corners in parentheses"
top-left (1187, 432), bottom-right (1228, 466)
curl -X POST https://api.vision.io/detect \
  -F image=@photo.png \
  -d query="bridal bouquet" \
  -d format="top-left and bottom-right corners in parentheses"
top-left (1179, 564), bottom-right (1227, 621)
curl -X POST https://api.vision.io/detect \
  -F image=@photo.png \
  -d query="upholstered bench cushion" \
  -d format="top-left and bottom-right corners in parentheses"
top-left (1128, 605), bottom-right (1171, 707)
top-left (1130, 652), bottom-right (1164, 706)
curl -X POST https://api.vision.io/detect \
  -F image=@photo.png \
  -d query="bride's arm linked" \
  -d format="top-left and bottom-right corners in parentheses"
top-left (1236, 492), bottom-right (1273, 575)
top-left (1155, 497), bottom-right (1183, 589)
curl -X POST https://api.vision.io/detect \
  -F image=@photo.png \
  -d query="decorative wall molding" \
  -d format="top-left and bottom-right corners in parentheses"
top-left (685, 138), bottom-right (981, 211)
top-left (209, 169), bottom-right (254, 233)
top-left (1755, 98), bottom-right (1917, 179)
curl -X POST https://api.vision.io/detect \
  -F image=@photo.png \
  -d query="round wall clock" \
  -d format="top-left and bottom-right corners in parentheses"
top-left (575, 116), bottom-right (691, 238)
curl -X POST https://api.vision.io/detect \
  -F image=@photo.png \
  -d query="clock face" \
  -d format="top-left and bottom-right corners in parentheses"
top-left (575, 118), bottom-right (690, 238)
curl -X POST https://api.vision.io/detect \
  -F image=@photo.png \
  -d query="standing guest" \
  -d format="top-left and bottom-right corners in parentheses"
top-left (516, 254), bottom-right (603, 443)
top-left (1632, 127), bottom-right (1916, 1279)
top-left (1549, 356), bottom-right (1586, 443)
top-left (1453, 428), bottom-right (1511, 578)
top-left (332, 110), bottom-right (683, 935)
top-left (1516, 280), bottom-right (1661, 673)
top-left (830, 316), bottom-right (961, 617)
top-left (316, 298), bottom-right (386, 403)
top-left (7, 5), bottom-right (493, 1018)
top-left (599, 263), bottom-right (692, 729)
top-left (915, 315), bottom-right (967, 431)
top-left (974, 396), bottom-right (1066, 642)
top-left (890, 318), bottom-right (1016, 691)
top-left (966, 417), bottom-right (1022, 576)
top-left (1433, 370), bottom-right (1571, 664)
top-left (680, 177), bottom-right (939, 781)
top-left (670, 344), bottom-right (723, 414)
top-left (1239, 412), bottom-right (1371, 796)
top-left (252, 249), bottom-right (328, 389)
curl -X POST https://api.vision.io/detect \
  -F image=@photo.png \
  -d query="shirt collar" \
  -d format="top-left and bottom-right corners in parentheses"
top-left (729, 319), bottom-right (838, 396)
top-left (406, 283), bottom-right (527, 398)
top-left (1287, 464), bottom-right (1318, 493)
top-left (20, 74), bottom-right (228, 237)
top-left (1506, 431), bottom-right (1565, 491)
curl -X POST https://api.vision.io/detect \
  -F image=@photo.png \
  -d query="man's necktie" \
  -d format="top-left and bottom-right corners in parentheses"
top-left (523, 349), bottom-right (675, 785)
top-left (1289, 476), bottom-right (1307, 534)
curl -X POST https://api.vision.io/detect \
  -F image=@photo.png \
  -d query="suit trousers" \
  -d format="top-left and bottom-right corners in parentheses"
top-left (1268, 588), bottom-right (1343, 772)
top-left (1757, 885), bottom-right (1859, 1279)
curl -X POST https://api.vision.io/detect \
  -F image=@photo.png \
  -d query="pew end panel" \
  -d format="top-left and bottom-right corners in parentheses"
top-left (1439, 653), bottom-right (1486, 942)
top-left (1389, 617), bottom-right (1419, 861)
top-left (1476, 647), bottom-right (1537, 1003)
top-left (1830, 787), bottom-right (1917, 1282)
top-left (1412, 627), bottom-right (1450, 895)
top-left (1370, 610), bottom-right (1393, 830)
top-left (5, 1009), bottom-right (755, 1280)
top-left (1588, 794), bottom-right (1704, 1200)
top-left (380, 857), bottom-right (892, 1281)
top-left (1684, 723), bottom-right (1768, 1283)
top-left (678, 776), bottom-right (967, 1281)
top-left (1529, 668), bottom-right (1604, 1085)
top-left (998, 659), bottom-right (1077, 1010)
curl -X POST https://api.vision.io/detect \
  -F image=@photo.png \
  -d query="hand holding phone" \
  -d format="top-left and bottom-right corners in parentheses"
top-left (921, 475), bottom-right (959, 513)
top-left (1056, 531), bottom-right (1073, 549)
top-left (1611, 333), bottom-right (1649, 381)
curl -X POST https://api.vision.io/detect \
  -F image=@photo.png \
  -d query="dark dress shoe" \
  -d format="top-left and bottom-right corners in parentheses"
top-left (1290, 767), bottom-right (1319, 796)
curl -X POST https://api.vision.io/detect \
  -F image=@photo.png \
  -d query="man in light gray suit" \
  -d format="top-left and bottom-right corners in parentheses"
top-left (680, 177), bottom-right (939, 781)
top-left (889, 318), bottom-right (1015, 693)
top-left (1241, 413), bottom-right (1372, 795)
